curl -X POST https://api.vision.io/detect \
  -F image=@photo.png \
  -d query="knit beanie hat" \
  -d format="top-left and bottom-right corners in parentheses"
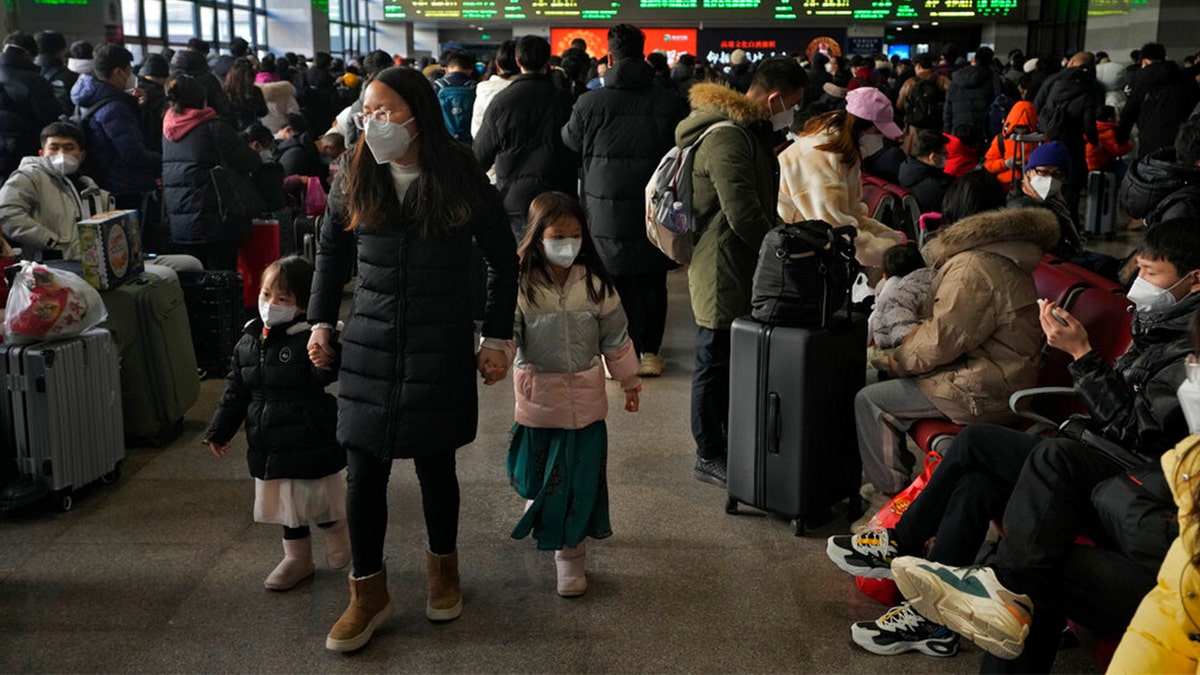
top-left (1027, 141), bottom-right (1072, 173)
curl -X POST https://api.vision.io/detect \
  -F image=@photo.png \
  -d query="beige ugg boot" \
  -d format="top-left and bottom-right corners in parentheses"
top-left (264, 537), bottom-right (315, 591)
top-left (322, 520), bottom-right (351, 569)
top-left (325, 568), bottom-right (394, 652)
top-left (425, 550), bottom-right (463, 622)
top-left (555, 543), bottom-right (587, 597)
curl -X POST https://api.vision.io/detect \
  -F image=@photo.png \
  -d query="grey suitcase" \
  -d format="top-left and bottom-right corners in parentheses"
top-left (0, 329), bottom-right (125, 511)
top-left (1084, 170), bottom-right (1117, 240)
top-left (725, 315), bottom-right (866, 535)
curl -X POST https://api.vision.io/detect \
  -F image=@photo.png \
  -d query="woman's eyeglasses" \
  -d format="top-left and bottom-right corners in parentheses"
top-left (352, 109), bottom-right (392, 131)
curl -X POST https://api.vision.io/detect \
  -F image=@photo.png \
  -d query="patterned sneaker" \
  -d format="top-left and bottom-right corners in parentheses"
top-left (826, 528), bottom-right (898, 579)
top-left (851, 603), bottom-right (959, 657)
top-left (892, 557), bottom-right (1034, 660)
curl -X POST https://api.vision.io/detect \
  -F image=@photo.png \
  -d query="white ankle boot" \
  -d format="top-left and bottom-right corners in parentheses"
top-left (555, 543), bottom-right (587, 597)
top-left (323, 520), bottom-right (351, 570)
top-left (265, 537), bottom-right (315, 590)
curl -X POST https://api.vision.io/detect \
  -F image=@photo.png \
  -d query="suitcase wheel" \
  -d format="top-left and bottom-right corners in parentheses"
top-left (724, 497), bottom-right (738, 515)
top-left (790, 519), bottom-right (806, 537)
top-left (53, 490), bottom-right (73, 513)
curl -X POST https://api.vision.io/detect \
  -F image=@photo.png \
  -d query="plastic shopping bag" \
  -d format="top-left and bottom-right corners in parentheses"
top-left (855, 451), bottom-right (943, 605)
top-left (4, 261), bottom-right (107, 343)
top-left (305, 176), bottom-right (328, 218)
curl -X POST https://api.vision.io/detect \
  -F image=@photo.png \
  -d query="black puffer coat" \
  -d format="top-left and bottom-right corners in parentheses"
top-left (1119, 147), bottom-right (1200, 222)
top-left (562, 59), bottom-right (689, 275)
top-left (307, 160), bottom-right (519, 460)
top-left (1069, 290), bottom-right (1200, 460)
top-left (898, 157), bottom-right (953, 213)
top-left (0, 47), bottom-right (64, 181)
top-left (474, 73), bottom-right (578, 216)
top-left (1119, 60), bottom-right (1200, 158)
top-left (205, 319), bottom-right (346, 480)
top-left (943, 64), bottom-right (998, 134)
top-left (162, 108), bottom-right (261, 245)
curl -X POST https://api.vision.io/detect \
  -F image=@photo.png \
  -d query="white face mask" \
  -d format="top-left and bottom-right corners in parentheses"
top-left (825, 62), bottom-right (834, 73)
top-left (50, 152), bottom-right (80, 176)
top-left (1030, 174), bottom-right (1063, 200)
top-left (1126, 273), bottom-right (1193, 314)
top-left (125, 70), bottom-right (138, 91)
top-left (858, 133), bottom-right (885, 158)
top-left (769, 96), bottom-right (792, 132)
top-left (258, 299), bottom-right (299, 327)
top-left (259, 150), bottom-right (273, 162)
top-left (543, 237), bottom-right (582, 269)
top-left (364, 116), bottom-right (418, 165)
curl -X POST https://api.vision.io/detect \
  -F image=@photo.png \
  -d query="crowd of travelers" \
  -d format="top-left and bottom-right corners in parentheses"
top-left (3, 23), bottom-right (1200, 672)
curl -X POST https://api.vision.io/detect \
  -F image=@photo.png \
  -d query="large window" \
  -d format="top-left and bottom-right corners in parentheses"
top-left (330, 0), bottom-right (374, 61)
top-left (122, 0), bottom-right (269, 63)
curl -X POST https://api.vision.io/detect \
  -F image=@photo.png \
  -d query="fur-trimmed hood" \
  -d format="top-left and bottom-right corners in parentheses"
top-left (677, 83), bottom-right (769, 146)
top-left (924, 207), bottom-right (1059, 270)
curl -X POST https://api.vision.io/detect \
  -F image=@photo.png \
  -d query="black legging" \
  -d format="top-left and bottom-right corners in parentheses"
top-left (346, 448), bottom-right (460, 577)
top-left (283, 522), bottom-right (336, 540)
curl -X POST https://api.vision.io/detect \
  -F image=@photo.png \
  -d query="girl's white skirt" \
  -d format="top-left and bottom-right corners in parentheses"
top-left (253, 469), bottom-right (347, 528)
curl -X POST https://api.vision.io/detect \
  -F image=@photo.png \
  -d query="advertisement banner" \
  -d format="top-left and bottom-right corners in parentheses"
top-left (697, 28), bottom-right (846, 65)
top-left (550, 28), bottom-right (697, 63)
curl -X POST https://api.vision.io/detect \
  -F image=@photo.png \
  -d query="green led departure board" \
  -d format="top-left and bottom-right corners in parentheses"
top-left (382, 0), bottom-right (1021, 21)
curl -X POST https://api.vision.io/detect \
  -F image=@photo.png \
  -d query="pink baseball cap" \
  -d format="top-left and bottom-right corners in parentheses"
top-left (846, 87), bottom-right (903, 140)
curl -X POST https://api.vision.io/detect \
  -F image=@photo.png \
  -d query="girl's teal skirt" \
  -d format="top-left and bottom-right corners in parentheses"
top-left (507, 420), bottom-right (613, 550)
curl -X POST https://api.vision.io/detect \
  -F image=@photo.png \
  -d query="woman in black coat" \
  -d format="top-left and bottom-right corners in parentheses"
top-left (307, 66), bottom-right (519, 653)
top-left (161, 75), bottom-right (260, 269)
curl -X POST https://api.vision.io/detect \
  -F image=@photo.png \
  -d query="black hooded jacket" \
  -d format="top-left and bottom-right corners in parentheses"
top-left (562, 59), bottom-right (689, 275)
top-left (473, 73), bottom-right (578, 217)
top-left (1119, 147), bottom-right (1200, 228)
top-left (205, 318), bottom-right (346, 480)
top-left (0, 47), bottom-right (64, 180)
top-left (899, 157), bottom-right (954, 213)
top-left (944, 64), bottom-right (998, 134)
top-left (1120, 60), bottom-right (1200, 158)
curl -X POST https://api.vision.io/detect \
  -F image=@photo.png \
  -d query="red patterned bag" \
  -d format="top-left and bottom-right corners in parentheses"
top-left (855, 451), bottom-right (943, 605)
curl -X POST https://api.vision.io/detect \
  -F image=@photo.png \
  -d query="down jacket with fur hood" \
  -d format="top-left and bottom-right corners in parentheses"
top-left (678, 83), bottom-right (780, 330)
top-left (778, 125), bottom-right (903, 268)
top-left (893, 208), bottom-right (1059, 424)
top-left (512, 265), bottom-right (641, 430)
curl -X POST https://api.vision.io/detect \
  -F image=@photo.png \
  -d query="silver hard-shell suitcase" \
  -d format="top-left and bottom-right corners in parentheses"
top-left (1, 328), bottom-right (125, 511)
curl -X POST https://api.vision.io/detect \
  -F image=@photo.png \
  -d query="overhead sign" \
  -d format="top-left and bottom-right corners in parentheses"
top-left (551, 28), bottom-right (697, 63)
top-left (382, 0), bottom-right (1022, 21)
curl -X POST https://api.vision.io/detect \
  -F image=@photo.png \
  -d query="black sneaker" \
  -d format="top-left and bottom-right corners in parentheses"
top-left (826, 527), bottom-right (898, 579)
top-left (851, 603), bottom-right (959, 657)
top-left (694, 457), bottom-right (727, 487)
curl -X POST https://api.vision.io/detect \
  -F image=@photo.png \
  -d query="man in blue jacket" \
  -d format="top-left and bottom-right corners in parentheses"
top-left (70, 44), bottom-right (161, 210)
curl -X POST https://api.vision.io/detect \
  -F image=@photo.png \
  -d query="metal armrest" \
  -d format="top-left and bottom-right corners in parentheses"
top-left (1008, 386), bottom-right (1080, 428)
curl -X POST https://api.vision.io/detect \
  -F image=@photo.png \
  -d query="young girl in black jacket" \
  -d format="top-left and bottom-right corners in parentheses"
top-left (204, 255), bottom-right (348, 591)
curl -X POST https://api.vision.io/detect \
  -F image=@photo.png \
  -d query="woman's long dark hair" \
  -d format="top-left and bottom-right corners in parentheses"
top-left (803, 109), bottom-right (873, 166)
top-left (223, 58), bottom-right (257, 106)
top-left (342, 66), bottom-right (490, 236)
top-left (517, 191), bottom-right (614, 305)
top-left (166, 75), bottom-right (206, 113)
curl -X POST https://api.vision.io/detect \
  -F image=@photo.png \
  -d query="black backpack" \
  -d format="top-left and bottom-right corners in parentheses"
top-left (750, 220), bottom-right (859, 329)
top-left (905, 77), bottom-right (944, 130)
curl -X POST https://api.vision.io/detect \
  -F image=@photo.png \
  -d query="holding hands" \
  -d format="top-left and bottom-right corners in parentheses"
top-left (308, 326), bottom-right (336, 370)
top-left (478, 346), bottom-right (509, 385)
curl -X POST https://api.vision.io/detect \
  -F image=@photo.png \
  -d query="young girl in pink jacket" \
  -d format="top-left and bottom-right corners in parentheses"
top-left (506, 191), bottom-right (641, 598)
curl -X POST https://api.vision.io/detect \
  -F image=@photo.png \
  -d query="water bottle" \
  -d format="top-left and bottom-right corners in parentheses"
top-left (668, 200), bottom-right (687, 234)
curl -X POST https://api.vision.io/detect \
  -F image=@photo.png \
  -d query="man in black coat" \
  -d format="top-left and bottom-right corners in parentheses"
top-left (0, 32), bottom-right (64, 182)
top-left (475, 35), bottom-right (578, 243)
top-left (562, 24), bottom-right (690, 377)
top-left (34, 30), bottom-right (77, 109)
top-left (1122, 119), bottom-right (1200, 231)
top-left (943, 46), bottom-right (998, 137)
top-left (297, 52), bottom-right (337, 137)
top-left (1119, 42), bottom-right (1200, 159)
top-left (209, 37), bottom-right (250, 82)
top-left (1033, 51), bottom-right (1103, 221)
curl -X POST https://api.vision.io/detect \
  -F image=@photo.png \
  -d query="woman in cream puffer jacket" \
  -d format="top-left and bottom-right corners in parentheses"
top-left (778, 109), bottom-right (904, 268)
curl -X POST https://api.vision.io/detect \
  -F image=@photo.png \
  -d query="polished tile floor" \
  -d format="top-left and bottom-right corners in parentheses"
top-left (2, 233), bottom-right (1136, 672)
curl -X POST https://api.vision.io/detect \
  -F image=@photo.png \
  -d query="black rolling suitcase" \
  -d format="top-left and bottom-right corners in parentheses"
top-left (725, 314), bottom-right (867, 535)
top-left (1084, 170), bottom-right (1117, 240)
top-left (178, 270), bottom-right (243, 378)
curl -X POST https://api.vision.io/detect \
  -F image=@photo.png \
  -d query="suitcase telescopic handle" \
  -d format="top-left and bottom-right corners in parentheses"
top-left (767, 392), bottom-right (781, 455)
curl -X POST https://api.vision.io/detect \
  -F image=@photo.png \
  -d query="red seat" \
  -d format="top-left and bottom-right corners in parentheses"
top-left (1066, 286), bottom-right (1134, 364)
top-left (1033, 255), bottom-right (1088, 308)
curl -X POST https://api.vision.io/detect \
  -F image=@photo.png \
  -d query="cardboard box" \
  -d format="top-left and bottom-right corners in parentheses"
top-left (77, 210), bottom-right (144, 290)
